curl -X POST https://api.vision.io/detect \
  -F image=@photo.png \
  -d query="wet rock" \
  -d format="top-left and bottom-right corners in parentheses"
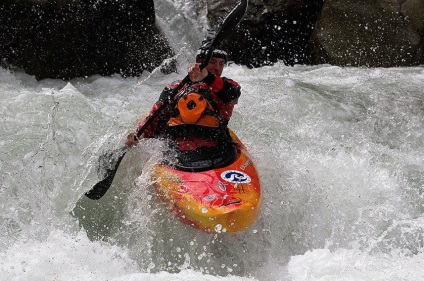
top-left (194, 0), bottom-right (424, 67)
top-left (203, 0), bottom-right (324, 67)
top-left (0, 0), bottom-right (174, 80)
top-left (306, 0), bottom-right (424, 66)
top-left (2, 0), bottom-right (423, 77)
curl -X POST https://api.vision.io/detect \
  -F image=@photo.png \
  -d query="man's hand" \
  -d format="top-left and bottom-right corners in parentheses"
top-left (188, 63), bottom-right (208, 82)
top-left (125, 131), bottom-right (139, 147)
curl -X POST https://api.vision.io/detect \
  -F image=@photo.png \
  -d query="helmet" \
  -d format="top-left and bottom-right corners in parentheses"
top-left (196, 49), bottom-right (228, 63)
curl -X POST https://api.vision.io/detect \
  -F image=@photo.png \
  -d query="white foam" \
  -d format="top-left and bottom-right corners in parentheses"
top-left (288, 248), bottom-right (424, 281)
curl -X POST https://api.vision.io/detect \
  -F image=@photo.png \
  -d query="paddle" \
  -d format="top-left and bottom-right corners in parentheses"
top-left (85, 0), bottom-right (248, 200)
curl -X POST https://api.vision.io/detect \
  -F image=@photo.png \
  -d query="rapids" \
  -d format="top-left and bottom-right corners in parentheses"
top-left (1, 0), bottom-right (424, 280)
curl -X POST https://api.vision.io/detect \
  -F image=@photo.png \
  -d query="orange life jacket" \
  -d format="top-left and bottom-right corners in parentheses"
top-left (167, 89), bottom-right (221, 128)
top-left (163, 84), bottom-right (231, 151)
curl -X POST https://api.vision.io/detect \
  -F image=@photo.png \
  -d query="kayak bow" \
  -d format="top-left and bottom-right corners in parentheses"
top-left (151, 130), bottom-right (261, 233)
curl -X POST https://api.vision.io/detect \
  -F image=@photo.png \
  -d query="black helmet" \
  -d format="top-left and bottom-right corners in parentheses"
top-left (196, 49), bottom-right (228, 63)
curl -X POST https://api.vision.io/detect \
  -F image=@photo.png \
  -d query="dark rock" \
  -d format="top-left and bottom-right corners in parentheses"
top-left (2, 0), bottom-right (424, 77)
top-left (0, 0), bottom-right (174, 80)
top-left (198, 0), bottom-right (424, 67)
top-left (204, 0), bottom-right (325, 67)
top-left (306, 0), bottom-right (424, 67)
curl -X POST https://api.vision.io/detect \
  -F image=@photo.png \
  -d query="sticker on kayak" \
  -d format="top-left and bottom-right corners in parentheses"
top-left (221, 170), bottom-right (251, 184)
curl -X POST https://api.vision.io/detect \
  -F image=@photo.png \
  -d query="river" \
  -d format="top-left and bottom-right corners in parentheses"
top-left (1, 0), bottom-right (424, 280)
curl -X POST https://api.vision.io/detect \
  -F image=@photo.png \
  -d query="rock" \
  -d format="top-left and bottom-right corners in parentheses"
top-left (194, 0), bottom-right (424, 67)
top-left (206, 0), bottom-right (324, 67)
top-left (0, 0), bottom-right (174, 80)
top-left (2, 0), bottom-right (424, 78)
top-left (306, 0), bottom-right (424, 66)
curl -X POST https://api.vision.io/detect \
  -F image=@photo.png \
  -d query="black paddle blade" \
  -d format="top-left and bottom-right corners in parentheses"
top-left (198, 0), bottom-right (248, 68)
top-left (85, 147), bottom-right (127, 200)
top-left (207, 0), bottom-right (248, 49)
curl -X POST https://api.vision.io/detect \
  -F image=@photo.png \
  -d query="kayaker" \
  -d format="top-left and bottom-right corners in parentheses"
top-left (125, 48), bottom-right (241, 170)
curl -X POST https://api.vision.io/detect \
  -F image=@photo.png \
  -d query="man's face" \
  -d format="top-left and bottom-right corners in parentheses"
top-left (205, 57), bottom-right (226, 77)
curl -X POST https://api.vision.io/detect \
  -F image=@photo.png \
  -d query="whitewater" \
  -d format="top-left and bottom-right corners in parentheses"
top-left (1, 1), bottom-right (424, 280)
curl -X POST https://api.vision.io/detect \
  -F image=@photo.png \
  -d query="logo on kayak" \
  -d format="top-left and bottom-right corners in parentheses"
top-left (221, 170), bottom-right (251, 184)
top-left (240, 159), bottom-right (252, 170)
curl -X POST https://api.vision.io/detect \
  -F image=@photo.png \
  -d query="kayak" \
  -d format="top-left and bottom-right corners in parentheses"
top-left (151, 130), bottom-right (262, 233)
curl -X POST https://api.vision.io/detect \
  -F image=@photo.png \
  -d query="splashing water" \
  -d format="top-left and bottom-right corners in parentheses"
top-left (1, 0), bottom-right (424, 280)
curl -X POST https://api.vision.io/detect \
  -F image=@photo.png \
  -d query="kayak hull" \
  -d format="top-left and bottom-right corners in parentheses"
top-left (151, 131), bottom-right (262, 233)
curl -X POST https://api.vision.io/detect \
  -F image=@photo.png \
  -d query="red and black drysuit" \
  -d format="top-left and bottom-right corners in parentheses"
top-left (137, 72), bottom-right (241, 170)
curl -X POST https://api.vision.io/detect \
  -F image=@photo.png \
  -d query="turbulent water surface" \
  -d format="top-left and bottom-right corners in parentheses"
top-left (1, 1), bottom-right (424, 280)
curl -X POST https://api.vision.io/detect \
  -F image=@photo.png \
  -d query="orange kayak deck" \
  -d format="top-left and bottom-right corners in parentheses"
top-left (151, 131), bottom-right (262, 233)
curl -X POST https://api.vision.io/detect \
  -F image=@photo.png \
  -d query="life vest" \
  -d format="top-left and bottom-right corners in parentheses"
top-left (164, 84), bottom-right (228, 143)
top-left (167, 85), bottom-right (221, 128)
